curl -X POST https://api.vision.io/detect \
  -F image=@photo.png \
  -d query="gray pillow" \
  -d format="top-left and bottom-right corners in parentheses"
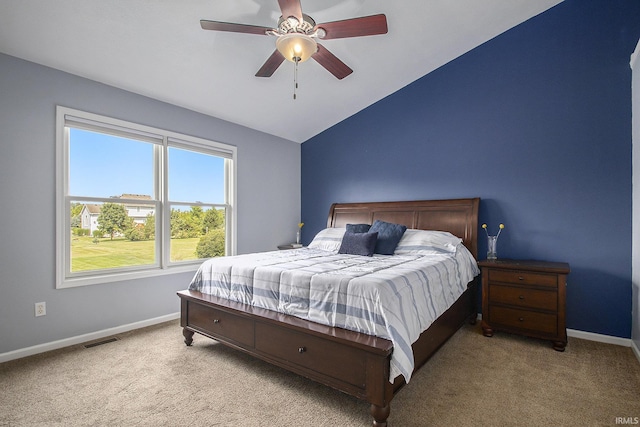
top-left (346, 223), bottom-right (371, 233)
top-left (338, 232), bottom-right (378, 256)
top-left (368, 220), bottom-right (407, 255)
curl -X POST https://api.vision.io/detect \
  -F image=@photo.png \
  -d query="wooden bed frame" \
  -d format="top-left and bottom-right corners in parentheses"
top-left (178, 198), bottom-right (480, 426)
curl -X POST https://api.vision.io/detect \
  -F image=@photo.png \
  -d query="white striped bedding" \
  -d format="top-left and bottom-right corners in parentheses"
top-left (188, 245), bottom-right (479, 383)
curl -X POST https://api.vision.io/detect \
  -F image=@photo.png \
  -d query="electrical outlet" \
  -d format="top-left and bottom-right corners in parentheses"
top-left (35, 302), bottom-right (46, 317)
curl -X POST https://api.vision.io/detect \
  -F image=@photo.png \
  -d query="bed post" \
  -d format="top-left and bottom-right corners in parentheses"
top-left (181, 298), bottom-right (195, 346)
top-left (182, 328), bottom-right (194, 346)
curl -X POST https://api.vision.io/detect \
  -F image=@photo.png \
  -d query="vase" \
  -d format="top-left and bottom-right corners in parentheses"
top-left (487, 235), bottom-right (498, 260)
top-left (296, 230), bottom-right (301, 245)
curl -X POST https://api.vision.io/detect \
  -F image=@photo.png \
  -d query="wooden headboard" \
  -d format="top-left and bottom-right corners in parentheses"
top-left (327, 198), bottom-right (480, 259)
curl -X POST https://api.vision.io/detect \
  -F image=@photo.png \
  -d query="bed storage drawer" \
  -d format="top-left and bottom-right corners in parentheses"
top-left (255, 322), bottom-right (367, 388)
top-left (187, 302), bottom-right (254, 347)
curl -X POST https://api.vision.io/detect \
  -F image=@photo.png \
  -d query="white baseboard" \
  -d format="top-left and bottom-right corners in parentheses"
top-left (567, 328), bottom-right (632, 347)
top-left (0, 312), bottom-right (180, 364)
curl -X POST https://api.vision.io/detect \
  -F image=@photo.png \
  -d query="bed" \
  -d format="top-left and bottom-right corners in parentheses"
top-left (178, 198), bottom-right (480, 426)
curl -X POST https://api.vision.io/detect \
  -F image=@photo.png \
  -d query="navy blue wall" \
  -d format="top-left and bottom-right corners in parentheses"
top-left (301, 1), bottom-right (640, 338)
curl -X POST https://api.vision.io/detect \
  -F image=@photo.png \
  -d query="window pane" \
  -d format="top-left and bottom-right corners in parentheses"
top-left (168, 147), bottom-right (225, 204)
top-left (70, 200), bottom-right (156, 272)
top-left (170, 205), bottom-right (226, 262)
top-left (69, 128), bottom-right (154, 198)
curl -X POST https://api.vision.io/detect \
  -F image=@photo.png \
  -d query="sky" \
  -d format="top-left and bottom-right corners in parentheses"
top-left (69, 129), bottom-right (226, 205)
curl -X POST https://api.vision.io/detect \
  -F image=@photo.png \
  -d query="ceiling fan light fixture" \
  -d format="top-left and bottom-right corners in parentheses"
top-left (276, 33), bottom-right (317, 63)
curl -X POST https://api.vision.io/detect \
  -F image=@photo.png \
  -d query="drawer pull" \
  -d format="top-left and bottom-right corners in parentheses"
top-left (213, 319), bottom-right (220, 324)
top-left (518, 295), bottom-right (525, 300)
top-left (518, 276), bottom-right (524, 281)
top-left (298, 346), bottom-right (306, 354)
top-left (519, 317), bottom-right (524, 322)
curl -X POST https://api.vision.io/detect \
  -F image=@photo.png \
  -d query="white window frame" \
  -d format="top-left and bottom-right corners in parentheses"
top-left (55, 106), bottom-right (237, 289)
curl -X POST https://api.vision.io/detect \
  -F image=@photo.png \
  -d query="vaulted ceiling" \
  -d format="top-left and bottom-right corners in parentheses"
top-left (0, 0), bottom-right (562, 143)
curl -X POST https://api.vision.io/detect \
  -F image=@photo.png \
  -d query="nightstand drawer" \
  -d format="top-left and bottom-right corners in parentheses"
top-left (489, 269), bottom-right (558, 288)
top-left (489, 306), bottom-right (557, 335)
top-left (489, 284), bottom-right (557, 311)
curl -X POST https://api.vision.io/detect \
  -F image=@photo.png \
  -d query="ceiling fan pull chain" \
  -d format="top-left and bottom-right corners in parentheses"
top-left (293, 57), bottom-right (299, 100)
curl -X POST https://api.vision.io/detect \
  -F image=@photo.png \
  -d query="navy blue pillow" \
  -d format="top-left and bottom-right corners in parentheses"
top-left (346, 223), bottom-right (371, 233)
top-left (338, 232), bottom-right (378, 256)
top-left (368, 220), bottom-right (407, 255)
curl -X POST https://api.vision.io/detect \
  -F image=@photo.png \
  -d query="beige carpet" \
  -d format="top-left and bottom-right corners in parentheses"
top-left (1, 320), bottom-right (639, 427)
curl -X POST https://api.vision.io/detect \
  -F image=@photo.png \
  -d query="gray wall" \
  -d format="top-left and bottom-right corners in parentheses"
top-left (0, 53), bottom-right (300, 355)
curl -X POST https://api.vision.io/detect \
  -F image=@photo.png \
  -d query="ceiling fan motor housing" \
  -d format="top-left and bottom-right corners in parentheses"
top-left (277, 13), bottom-right (316, 35)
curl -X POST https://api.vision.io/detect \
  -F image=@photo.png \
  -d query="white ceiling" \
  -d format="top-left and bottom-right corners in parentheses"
top-left (0, 0), bottom-right (561, 143)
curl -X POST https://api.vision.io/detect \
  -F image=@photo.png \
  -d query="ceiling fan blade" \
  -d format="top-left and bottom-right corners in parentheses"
top-left (200, 20), bottom-right (272, 35)
top-left (255, 50), bottom-right (286, 77)
top-left (315, 14), bottom-right (388, 40)
top-left (312, 44), bottom-right (353, 80)
top-left (278, 0), bottom-right (303, 22)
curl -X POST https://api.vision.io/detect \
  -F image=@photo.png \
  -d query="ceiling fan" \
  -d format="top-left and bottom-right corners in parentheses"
top-left (200, 0), bottom-right (388, 81)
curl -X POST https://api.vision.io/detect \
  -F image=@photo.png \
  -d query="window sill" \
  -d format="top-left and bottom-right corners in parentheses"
top-left (57, 263), bottom-right (200, 289)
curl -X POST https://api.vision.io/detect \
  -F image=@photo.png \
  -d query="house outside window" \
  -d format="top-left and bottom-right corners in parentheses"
top-left (56, 106), bottom-right (237, 288)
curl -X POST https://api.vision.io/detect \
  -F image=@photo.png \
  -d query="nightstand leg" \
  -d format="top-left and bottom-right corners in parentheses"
top-left (552, 341), bottom-right (566, 352)
top-left (481, 322), bottom-right (494, 337)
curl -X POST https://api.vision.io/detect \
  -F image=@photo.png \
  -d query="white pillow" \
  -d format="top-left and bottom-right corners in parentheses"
top-left (307, 228), bottom-right (346, 252)
top-left (394, 229), bottom-right (463, 255)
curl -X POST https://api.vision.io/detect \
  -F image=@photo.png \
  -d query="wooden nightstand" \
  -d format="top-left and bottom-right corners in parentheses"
top-left (478, 259), bottom-right (570, 351)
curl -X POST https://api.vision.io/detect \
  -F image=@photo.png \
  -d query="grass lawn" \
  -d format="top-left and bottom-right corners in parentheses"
top-left (71, 236), bottom-right (200, 272)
